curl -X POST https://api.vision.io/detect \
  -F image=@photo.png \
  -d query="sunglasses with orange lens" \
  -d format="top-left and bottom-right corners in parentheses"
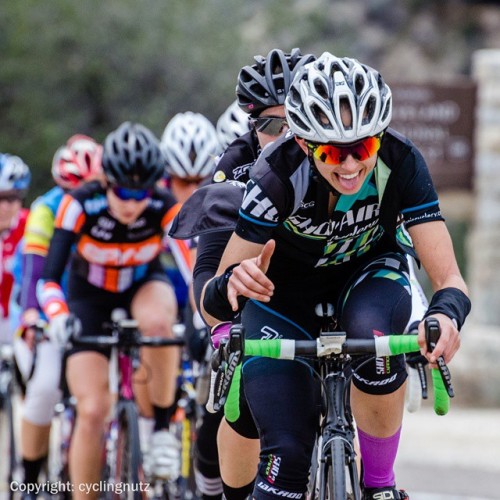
top-left (307, 135), bottom-right (383, 165)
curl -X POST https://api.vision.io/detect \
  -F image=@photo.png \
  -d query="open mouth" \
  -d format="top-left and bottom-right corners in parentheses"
top-left (334, 170), bottom-right (362, 191)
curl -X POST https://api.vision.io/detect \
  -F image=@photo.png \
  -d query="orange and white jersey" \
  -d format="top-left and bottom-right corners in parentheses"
top-left (37, 181), bottom-right (192, 318)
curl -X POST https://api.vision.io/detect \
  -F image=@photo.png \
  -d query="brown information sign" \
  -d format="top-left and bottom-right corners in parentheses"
top-left (389, 80), bottom-right (477, 190)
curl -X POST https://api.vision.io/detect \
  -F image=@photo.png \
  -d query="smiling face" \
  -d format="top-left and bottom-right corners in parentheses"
top-left (296, 137), bottom-right (378, 195)
top-left (295, 100), bottom-right (380, 195)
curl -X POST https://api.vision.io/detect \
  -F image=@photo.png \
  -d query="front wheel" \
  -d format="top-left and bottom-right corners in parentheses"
top-left (321, 438), bottom-right (361, 500)
top-left (47, 399), bottom-right (75, 500)
top-left (104, 401), bottom-right (146, 500)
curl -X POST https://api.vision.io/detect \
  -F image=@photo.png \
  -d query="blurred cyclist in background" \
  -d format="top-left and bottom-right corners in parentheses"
top-left (161, 111), bottom-right (220, 204)
top-left (210, 48), bottom-right (315, 186)
top-left (0, 153), bottom-right (31, 344)
top-left (159, 111), bottom-right (219, 315)
top-left (160, 111), bottom-right (222, 499)
top-left (37, 122), bottom-right (188, 499)
top-left (12, 134), bottom-right (102, 497)
top-left (215, 100), bottom-right (251, 153)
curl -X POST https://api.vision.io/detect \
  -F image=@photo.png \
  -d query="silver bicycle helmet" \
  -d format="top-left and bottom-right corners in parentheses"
top-left (285, 52), bottom-right (392, 143)
top-left (102, 121), bottom-right (164, 189)
top-left (0, 153), bottom-right (31, 194)
top-left (160, 112), bottom-right (219, 179)
top-left (216, 101), bottom-right (251, 150)
top-left (236, 48), bottom-right (316, 117)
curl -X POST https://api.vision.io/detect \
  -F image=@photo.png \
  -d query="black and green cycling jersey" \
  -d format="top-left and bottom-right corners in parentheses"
top-left (236, 127), bottom-right (443, 267)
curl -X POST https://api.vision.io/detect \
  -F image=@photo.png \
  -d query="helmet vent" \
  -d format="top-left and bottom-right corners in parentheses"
top-left (381, 96), bottom-right (392, 122)
top-left (314, 78), bottom-right (328, 100)
top-left (354, 74), bottom-right (365, 96)
top-left (311, 104), bottom-right (332, 130)
top-left (363, 95), bottom-right (376, 125)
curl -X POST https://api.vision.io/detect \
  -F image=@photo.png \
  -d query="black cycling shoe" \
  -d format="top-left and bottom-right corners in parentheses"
top-left (362, 485), bottom-right (409, 499)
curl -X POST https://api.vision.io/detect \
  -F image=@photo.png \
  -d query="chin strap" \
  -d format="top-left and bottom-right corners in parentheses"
top-left (307, 151), bottom-right (340, 196)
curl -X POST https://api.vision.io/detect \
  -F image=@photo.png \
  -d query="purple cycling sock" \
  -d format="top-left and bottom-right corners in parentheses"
top-left (358, 426), bottom-right (401, 489)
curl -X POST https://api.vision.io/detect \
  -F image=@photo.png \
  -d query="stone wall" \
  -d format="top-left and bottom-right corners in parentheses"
top-left (456, 49), bottom-right (500, 406)
top-left (468, 49), bottom-right (500, 326)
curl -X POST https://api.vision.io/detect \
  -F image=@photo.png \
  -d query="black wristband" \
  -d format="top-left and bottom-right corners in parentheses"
top-left (424, 287), bottom-right (471, 331)
top-left (203, 264), bottom-right (248, 321)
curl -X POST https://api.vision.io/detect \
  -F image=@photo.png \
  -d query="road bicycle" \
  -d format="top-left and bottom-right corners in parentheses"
top-left (207, 314), bottom-right (453, 500)
top-left (71, 311), bottom-right (185, 500)
top-left (0, 342), bottom-right (22, 499)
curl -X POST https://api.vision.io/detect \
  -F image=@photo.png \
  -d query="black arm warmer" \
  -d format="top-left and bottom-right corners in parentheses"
top-left (424, 287), bottom-right (471, 331)
top-left (202, 264), bottom-right (248, 321)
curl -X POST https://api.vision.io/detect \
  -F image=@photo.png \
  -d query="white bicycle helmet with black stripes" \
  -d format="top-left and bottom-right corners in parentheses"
top-left (216, 101), bottom-right (251, 150)
top-left (285, 52), bottom-right (392, 143)
top-left (160, 112), bottom-right (219, 179)
top-left (0, 153), bottom-right (31, 195)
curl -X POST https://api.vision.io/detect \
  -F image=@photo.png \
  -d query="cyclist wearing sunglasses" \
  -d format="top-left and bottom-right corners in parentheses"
top-left (198, 53), bottom-right (470, 500)
top-left (184, 48), bottom-right (315, 500)
top-left (211, 48), bottom-right (316, 186)
top-left (38, 122), bottom-right (189, 498)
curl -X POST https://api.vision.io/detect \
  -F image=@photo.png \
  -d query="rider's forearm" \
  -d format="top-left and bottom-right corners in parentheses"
top-left (200, 264), bottom-right (248, 326)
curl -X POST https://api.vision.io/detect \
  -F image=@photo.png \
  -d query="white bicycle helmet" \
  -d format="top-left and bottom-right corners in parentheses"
top-left (285, 52), bottom-right (392, 143)
top-left (0, 153), bottom-right (31, 194)
top-left (216, 101), bottom-right (251, 150)
top-left (160, 112), bottom-right (219, 179)
top-left (52, 134), bottom-right (102, 189)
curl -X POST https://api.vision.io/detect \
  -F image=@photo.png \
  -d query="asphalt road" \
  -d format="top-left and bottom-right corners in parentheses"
top-left (395, 405), bottom-right (500, 499)
top-left (1, 403), bottom-right (499, 499)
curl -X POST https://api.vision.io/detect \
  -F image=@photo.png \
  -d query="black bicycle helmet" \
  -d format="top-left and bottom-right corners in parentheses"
top-left (102, 122), bottom-right (165, 189)
top-left (236, 48), bottom-right (316, 117)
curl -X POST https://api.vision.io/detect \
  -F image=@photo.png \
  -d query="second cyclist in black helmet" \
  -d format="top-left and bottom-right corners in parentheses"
top-left (38, 122), bottom-right (191, 498)
top-left (211, 48), bottom-right (316, 184)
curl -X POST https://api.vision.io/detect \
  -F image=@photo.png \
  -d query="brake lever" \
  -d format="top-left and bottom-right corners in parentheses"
top-left (407, 324), bottom-right (429, 399)
top-left (424, 318), bottom-right (454, 398)
top-left (208, 325), bottom-right (245, 412)
top-left (216, 325), bottom-right (244, 406)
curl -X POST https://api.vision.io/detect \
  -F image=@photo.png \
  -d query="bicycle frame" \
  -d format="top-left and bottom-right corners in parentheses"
top-left (208, 319), bottom-right (452, 500)
top-left (311, 355), bottom-right (361, 500)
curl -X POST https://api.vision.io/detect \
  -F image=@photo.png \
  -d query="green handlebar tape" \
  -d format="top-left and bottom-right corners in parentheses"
top-left (388, 335), bottom-right (420, 355)
top-left (224, 364), bottom-right (242, 423)
top-left (431, 368), bottom-right (450, 415)
top-left (245, 339), bottom-right (282, 359)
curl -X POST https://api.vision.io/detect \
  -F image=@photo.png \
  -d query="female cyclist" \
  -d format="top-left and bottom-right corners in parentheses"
top-left (38, 122), bottom-right (188, 499)
top-left (199, 53), bottom-right (470, 500)
top-left (194, 48), bottom-right (316, 500)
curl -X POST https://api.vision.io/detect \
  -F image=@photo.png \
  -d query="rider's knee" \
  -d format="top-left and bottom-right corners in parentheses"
top-left (76, 393), bottom-right (112, 428)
